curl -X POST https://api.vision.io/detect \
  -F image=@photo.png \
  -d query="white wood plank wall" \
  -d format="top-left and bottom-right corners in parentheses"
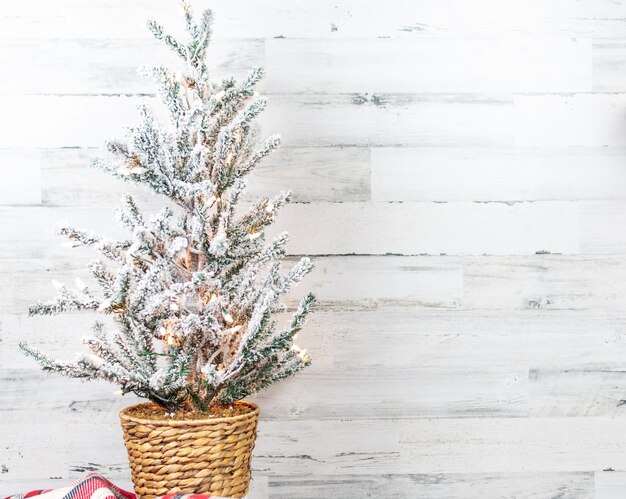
top-left (2, 1), bottom-right (626, 497)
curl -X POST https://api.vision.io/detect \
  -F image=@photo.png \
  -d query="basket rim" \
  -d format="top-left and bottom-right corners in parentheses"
top-left (119, 400), bottom-right (259, 427)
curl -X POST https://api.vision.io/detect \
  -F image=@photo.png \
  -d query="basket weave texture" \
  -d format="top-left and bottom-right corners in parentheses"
top-left (119, 401), bottom-right (259, 499)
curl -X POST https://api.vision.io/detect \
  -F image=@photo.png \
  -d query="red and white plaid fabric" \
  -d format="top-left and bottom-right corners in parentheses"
top-left (3, 474), bottom-right (226, 499)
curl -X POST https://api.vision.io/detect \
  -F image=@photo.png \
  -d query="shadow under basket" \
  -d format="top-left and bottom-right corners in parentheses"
top-left (119, 401), bottom-right (260, 499)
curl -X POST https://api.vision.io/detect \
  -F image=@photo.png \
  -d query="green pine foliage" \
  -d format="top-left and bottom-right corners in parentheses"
top-left (20, 1), bottom-right (315, 414)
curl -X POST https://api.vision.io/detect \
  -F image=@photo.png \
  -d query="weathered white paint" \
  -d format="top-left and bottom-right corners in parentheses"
top-left (12, 255), bottom-right (626, 313)
top-left (263, 93), bottom-right (515, 148)
top-left (529, 367), bottom-right (626, 417)
top-left (274, 201), bottom-right (580, 255)
top-left (0, 201), bottom-right (586, 257)
top-left (399, 417), bottom-right (626, 474)
top-left (2, 0), bottom-right (626, 40)
top-left (267, 473), bottom-right (595, 499)
top-left (593, 42), bottom-right (626, 92)
top-left (0, 95), bottom-right (140, 148)
top-left (265, 38), bottom-right (593, 93)
top-left (3, 0), bottom-right (626, 497)
top-left (514, 94), bottom-right (626, 147)
top-left (371, 147), bottom-right (626, 202)
top-left (0, 150), bottom-right (41, 205)
top-left (1, 37), bottom-right (596, 95)
top-left (38, 148), bottom-right (371, 205)
top-left (0, 38), bottom-right (262, 95)
top-left (595, 472), bottom-right (626, 499)
top-left (0, 94), bottom-right (515, 148)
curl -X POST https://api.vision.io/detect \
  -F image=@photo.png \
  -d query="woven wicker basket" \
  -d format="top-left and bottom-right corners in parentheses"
top-left (119, 401), bottom-right (260, 499)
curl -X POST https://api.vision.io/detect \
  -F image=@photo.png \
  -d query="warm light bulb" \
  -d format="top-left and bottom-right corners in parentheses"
top-left (222, 310), bottom-right (234, 324)
top-left (265, 201), bottom-right (274, 213)
top-left (51, 279), bottom-right (64, 291)
top-left (291, 344), bottom-right (307, 360)
top-left (117, 166), bottom-right (145, 176)
top-left (74, 277), bottom-right (86, 290)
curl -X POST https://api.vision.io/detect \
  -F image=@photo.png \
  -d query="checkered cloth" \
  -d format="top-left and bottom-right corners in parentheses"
top-left (3, 473), bottom-right (229, 499)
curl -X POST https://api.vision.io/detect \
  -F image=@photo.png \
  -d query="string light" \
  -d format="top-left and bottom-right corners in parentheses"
top-left (222, 309), bottom-right (234, 323)
top-left (97, 300), bottom-right (110, 312)
top-left (117, 166), bottom-right (146, 176)
top-left (224, 325), bottom-right (242, 335)
top-left (21, 8), bottom-right (318, 419)
top-left (291, 345), bottom-right (308, 360)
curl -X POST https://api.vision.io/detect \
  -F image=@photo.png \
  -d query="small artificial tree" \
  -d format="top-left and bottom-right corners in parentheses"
top-left (20, 1), bottom-right (315, 414)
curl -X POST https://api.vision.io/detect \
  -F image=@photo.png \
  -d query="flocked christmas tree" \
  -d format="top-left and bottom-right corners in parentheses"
top-left (20, 1), bottom-right (315, 414)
